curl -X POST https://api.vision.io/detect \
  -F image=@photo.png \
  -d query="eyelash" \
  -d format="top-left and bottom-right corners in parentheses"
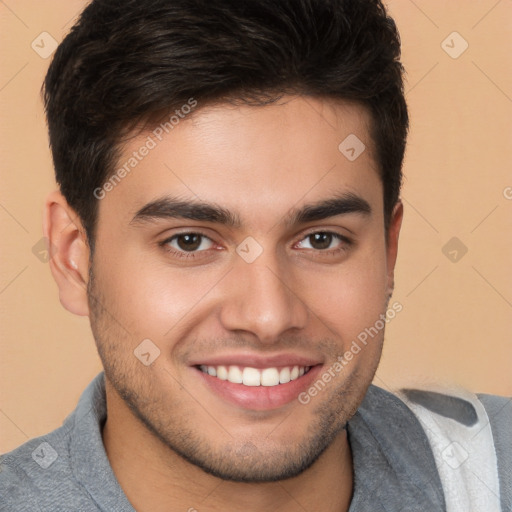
top-left (159, 231), bottom-right (353, 260)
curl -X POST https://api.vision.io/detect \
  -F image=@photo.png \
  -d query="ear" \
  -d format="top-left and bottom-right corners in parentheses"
top-left (385, 201), bottom-right (403, 297)
top-left (43, 190), bottom-right (91, 316)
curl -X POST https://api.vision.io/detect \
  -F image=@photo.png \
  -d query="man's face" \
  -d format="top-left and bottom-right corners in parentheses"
top-left (88, 96), bottom-right (400, 482)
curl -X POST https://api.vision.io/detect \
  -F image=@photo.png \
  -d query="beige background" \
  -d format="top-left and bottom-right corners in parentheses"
top-left (1, 1), bottom-right (511, 453)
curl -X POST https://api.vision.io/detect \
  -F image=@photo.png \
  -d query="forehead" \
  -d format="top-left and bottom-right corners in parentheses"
top-left (97, 96), bottom-right (382, 228)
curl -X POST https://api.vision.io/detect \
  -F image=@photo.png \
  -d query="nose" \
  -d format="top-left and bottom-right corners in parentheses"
top-left (218, 252), bottom-right (309, 345)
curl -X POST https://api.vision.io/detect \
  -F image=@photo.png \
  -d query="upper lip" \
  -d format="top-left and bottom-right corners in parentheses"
top-left (188, 352), bottom-right (323, 369)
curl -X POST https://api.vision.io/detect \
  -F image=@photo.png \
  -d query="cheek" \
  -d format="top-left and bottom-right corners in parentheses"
top-left (297, 243), bottom-right (388, 342)
top-left (92, 244), bottom-right (226, 341)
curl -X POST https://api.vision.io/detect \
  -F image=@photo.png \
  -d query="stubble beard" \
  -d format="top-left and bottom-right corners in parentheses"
top-left (87, 267), bottom-right (381, 483)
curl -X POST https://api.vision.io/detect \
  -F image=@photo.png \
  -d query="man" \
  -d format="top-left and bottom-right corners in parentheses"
top-left (1, 0), bottom-right (510, 510)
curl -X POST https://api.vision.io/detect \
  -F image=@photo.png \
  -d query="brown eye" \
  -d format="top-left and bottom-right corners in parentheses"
top-left (308, 232), bottom-right (333, 250)
top-left (162, 233), bottom-right (215, 255)
top-left (295, 231), bottom-right (352, 254)
top-left (176, 233), bottom-right (202, 251)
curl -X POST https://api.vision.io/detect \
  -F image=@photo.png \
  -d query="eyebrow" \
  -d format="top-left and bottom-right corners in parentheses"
top-left (130, 192), bottom-right (371, 228)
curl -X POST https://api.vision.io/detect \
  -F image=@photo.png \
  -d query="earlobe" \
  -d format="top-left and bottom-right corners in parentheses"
top-left (386, 201), bottom-right (403, 297)
top-left (43, 190), bottom-right (91, 316)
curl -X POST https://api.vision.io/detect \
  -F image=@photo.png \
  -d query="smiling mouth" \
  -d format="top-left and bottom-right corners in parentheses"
top-left (197, 365), bottom-right (313, 387)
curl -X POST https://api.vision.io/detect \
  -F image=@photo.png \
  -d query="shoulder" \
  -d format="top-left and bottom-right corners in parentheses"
top-left (363, 384), bottom-right (511, 438)
top-left (355, 385), bottom-right (510, 510)
top-left (361, 384), bottom-right (510, 428)
top-left (476, 392), bottom-right (512, 430)
top-left (0, 420), bottom-right (93, 511)
top-left (398, 386), bottom-right (511, 444)
top-left (397, 386), bottom-right (511, 512)
top-left (0, 375), bottom-right (108, 512)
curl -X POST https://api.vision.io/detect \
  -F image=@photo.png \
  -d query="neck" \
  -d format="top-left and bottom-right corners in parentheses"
top-left (102, 384), bottom-right (353, 512)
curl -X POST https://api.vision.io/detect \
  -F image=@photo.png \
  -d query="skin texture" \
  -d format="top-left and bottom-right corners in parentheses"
top-left (44, 96), bottom-right (402, 512)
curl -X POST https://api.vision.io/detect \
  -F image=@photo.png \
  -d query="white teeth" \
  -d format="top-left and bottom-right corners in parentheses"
top-left (279, 367), bottom-right (291, 384)
top-left (261, 368), bottom-right (280, 386)
top-left (242, 367), bottom-right (261, 386)
top-left (227, 365), bottom-right (243, 384)
top-left (199, 364), bottom-right (311, 386)
top-left (216, 365), bottom-right (228, 380)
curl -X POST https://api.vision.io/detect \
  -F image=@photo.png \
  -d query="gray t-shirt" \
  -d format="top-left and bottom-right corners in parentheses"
top-left (0, 373), bottom-right (509, 511)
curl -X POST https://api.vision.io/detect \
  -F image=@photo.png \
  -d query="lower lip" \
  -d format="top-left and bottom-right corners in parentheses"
top-left (194, 365), bottom-right (323, 411)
